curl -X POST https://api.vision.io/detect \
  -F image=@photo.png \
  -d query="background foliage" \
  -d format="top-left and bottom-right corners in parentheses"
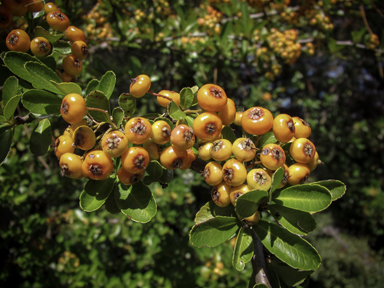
top-left (1, 0), bottom-right (384, 287)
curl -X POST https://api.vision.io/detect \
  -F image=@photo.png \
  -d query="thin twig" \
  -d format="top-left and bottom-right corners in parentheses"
top-left (369, 0), bottom-right (384, 18)
top-left (360, 4), bottom-right (374, 35)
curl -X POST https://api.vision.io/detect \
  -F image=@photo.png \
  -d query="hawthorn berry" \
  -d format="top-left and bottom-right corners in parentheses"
top-left (44, 2), bottom-right (60, 14)
top-left (22, 0), bottom-right (43, 12)
top-left (157, 90), bottom-right (180, 107)
top-left (170, 124), bottom-right (195, 150)
top-left (118, 167), bottom-right (145, 186)
top-left (292, 117), bottom-right (311, 138)
top-left (290, 138), bottom-right (316, 164)
top-left (65, 26), bottom-right (87, 42)
top-left (130, 74), bottom-right (151, 98)
top-left (211, 181), bottom-right (231, 207)
top-left (6, 29), bottom-right (30, 52)
top-left (159, 145), bottom-right (188, 170)
top-left (260, 143), bottom-right (286, 170)
top-left (143, 139), bottom-right (160, 160)
top-left (288, 163), bottom-right (310, 185)
top-left (232, 138), bottom-right (256, 162)
top-left (234, 112), bottom-right (243, 126)
top-left (30, 37), bottom-right (51, 57)
top-left (101, 130), bottom-right (128, 158)
top-left (193, 112), bottom-right (223, 142)
top-left (82, 150), bottom-right (114, 181)
top-left (125, 117), bottom-right (152, 145)
top-left (241, 107), bottom-right (273, 136)
top-left (222, 159), bottom-right (247, 186)
top-left (71, 41), bottom-right (88, 60)
top-left (151, 120), bottom-right (171, 145)
top-left (273, 114), bottom-right (295, 143)
top-left (180, 148), bottom-right (197, 170)
top-left (60, 93), bottom-right (87, 124)
top-left (210, 139), bottom-right (232, 162)
top-left (0, 5), bottom-right (12, 28)
top-left (121, 146), bottom-right (150, 174)
top-left (46, 11), bottom-right (70, 31)
top-left (308, 151), bottom-right (320, 171)
top-left (247, 168), bottom-right (272, 191)
top-left (72, 126), bottom-right (96, 151)
top-left (217, 98), bottom-right (236, 125)
top-left (62, 55), bottom-right (83, 76)
top-left (54, 135), bottom-right (75, 158)
top-left (2, 0), bottom-right (27, 17)
top-left (197, 84), bottom-right (228, 112)
top-left (203, 161), bottom-right (223, 186)
top-left (230, 184), bottom-right (250, 206)
top-left (59, 153), bottom-right (84, 179)
top-left (198, 142), bottom-right (213, 161)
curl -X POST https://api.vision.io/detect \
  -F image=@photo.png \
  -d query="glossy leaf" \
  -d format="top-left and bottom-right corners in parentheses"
top-left (270, 167), bottom-right (285, 193)
top-left (98, 71), bottom-right (116, 99)
top-left (169, 101), bottom-right (186, 120)
top-left (86, 91), bottom-right (111, 122)
top-left (273, 184), bottom-right (332, 212)
top-left (30, 119), bottom-right (52, 156)
top-left (195, 200), bottom-right (236, 224)
top-left (3, 51), bottom-right (41, 81)
top-left (190, 216), bottom-right (239, 248)
top-left (33, 26), bottom-right (64, 42)
top-left (190, 85), bottom-right (199, 106)
top-left (222, 125), bottom-right (236, 143)
top-left (268, 204), bottom-right (316, 236)
top-left (158, 169), bottom-right (174, 185)
top-left (51, 81), bottom-right (82, 95)
top-left (2, 76), bottom-right (19, 106)
top-left (232, 228), bottom-right (253, 271)
top-left (269, 258), bottom-right (313, 287)
top-left (4, 95), bottom-right (21, 120)
top-left (52, 40), bottom-right (71, 55)
top-left (115, 181), bottom-right (157, 223)
top-left (254, 220), bottom-right (321, 271)
top-left (22, 89), bottom-right (62, 115)
top-left (257, 131), bottom-right (277, 148)
top-left (0, 129), bottom-right (13, 166)
top-left (235, 190), bottom-right (268, 218)
top-left (85, 79), bottom-right (100, 95)
top-left (105, 184), bottom-right (121, 214)
top-left (179, 87), bottom-right (194, 110)
top-left (310, 180), bottom-right (346, 201)
top-left (112, 107), bottom-right (124, 127)
top-left (118, 93), bottom-right (136, 117)
top-left (79, 177), bottom-right (115, 212)
top-left (25, 62), bottom-right (62, 94)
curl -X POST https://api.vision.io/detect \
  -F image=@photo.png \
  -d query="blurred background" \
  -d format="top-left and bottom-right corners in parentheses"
top-left (1, 0), bottom-right (384, 287)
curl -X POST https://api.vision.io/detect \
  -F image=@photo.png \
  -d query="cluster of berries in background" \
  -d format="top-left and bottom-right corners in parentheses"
top-left (55, 70), bottom-right (321, 225)
top-left (1, 1), bottom-right (88, 82)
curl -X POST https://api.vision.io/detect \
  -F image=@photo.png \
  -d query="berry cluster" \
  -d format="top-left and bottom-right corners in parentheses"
top-left (267, 28), bottom-right (302, 65)
top-left (54, 73), bottom-right (321, 227)
top-left (2, 2), bottom-right (88, 83)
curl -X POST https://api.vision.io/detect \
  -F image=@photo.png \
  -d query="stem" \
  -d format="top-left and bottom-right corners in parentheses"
top-left (147, 90), bottom-right (172, 101)
top-left (247, 224), bottom-right (272, 288)
top-left (184, 109), bottom-right (202, 114)
top-left (360, 4), bottom-right (374, 35)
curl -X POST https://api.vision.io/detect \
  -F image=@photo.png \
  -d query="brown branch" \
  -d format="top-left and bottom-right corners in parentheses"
top-left (360, 4), bottom-right (374, 35)
top-left (369, 0), bottom-right (384, 18)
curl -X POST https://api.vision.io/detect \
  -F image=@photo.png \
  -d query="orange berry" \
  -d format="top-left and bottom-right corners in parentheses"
top-left (101, 130), bottom-right (129, 158)
top-left (193, 112), bottom-right (223, 142)
top-left (217, 98), bottom-right (236, 125)
top-left (211, 181), bottom-right (231, 207)
top-left (60, 93), bottom-right (87, 124)
top-left (241, 107), bottom-right (273, 136)
top-left (121, 146), bottom-right (150, 174)
top-left (159, 145), bottom-right (188, 170)
top-left (82, 150), bottom-right (114, 180)
top-left (59, 153), bottom-right (84, 179)
top-left (260, 143), bottom-right (286, 170)
top-left (125, 117), bottom-right (152, 145)
top-left (197, 84), bottom-right (228, 112)
top-left (222, 159), bottom-right (247, 186)
top-left (6, 29), bottom-right (30, 52)
top-left (65, 26), bottom-right (87, 42)
top-left (170, 124), bottom-right (195, 150)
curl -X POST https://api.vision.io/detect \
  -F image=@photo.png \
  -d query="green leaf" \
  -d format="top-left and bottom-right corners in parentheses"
top-left (85, 79), bottom-right (100, 95)
top-left (105, 185), bottom-right (121, 214)
top-left (0, 129), bottom-right (13, 166)
top-left (254, 220), bottom-right (321, 271)
top-left (328, 38), bottom-right (345, 53)
top-left (118, 93), bottom-right (136, 117)
top-left (51, 81), bottom-right (82, 95)
top-left (144, 160), bottom-right (164, 184)
top-left (3, 95), bottom-right (21, 120)
top-left (112, 107), bottom-right (124, 127)
top-left (40, 56), bottom-right (56, 71)
top-left (2, 76), bottom-right (19, 107)
top-left (98, 71), bottom-right (116, 99)
top-left (179, 87), bottom-right (194, 110)
top-left (257, 132), bottom-right (277, 148)
top-left (310, 180), bottom-right (346, 201)
top-left (351, 27), bottom-right (366, 44)
top-left (154, 117), bottom-right (174, 130)
top-left (190, 216), bottom-right (240, 248)
top-left (0, 123), bottom-right (12, 136)
top-left (115, 181), bottom-right (157, 223)
top-left (236, 190), bottom-right (268, 218)
top-left (22, 89), bottom-right (62, 115)
top-left (34, 26), bottom-right (64, 42)
top-left (52, 40), bottom-right (71, 55)
top-left (268, 204), bottom-right (316, 236)
top-left (3, 51), bottom-right (41, 81)
top-left (79, 177), bottom-right (115, 212)
top-left (222, 125), bottom-right (236, 143)
top-left (169, 101), bottom-right (186, 120)
top-left (86, 91), bottom-right (111, 122)
top-left (270, 167), bottom-right (285, 193)
top-left (25, 62), bottom-right (62, 94)
top-left (253, 284), bottom-right (268, 288)
top-left (158, 169), bottom-right (174, 185)
top-left (30, 119), bottom-right (52, 156)
top-left (269, 258), bottom-right (313, 287)
top-left (273, 184), bottom-right (332, 213)
top-left (232, 228), bottom-right (254, 271)
top-left (184, 116), bottom-right (194, 128)
top-left (190, 85), bottom-right (199, 106)
top-left (195, 200), bottom-right (236, 224)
